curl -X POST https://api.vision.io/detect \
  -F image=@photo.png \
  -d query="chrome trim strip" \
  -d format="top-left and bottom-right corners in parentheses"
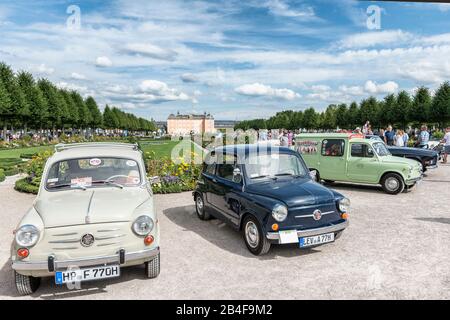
top-left (12, 247), bottom-right (160, 271)
top-left (95, 234), bottom-right (126, 240)
top-left (295, 210), bottom-right (335, 218)
top-left (266, 220), bottom-right (349, 241)
top-left (51, 247), bottom-right (78, 250)
top-left (97, 228), bottom-right (120, 233)
top-left (48, 239), bottom-right (80, 244)
top-left (85, 191), bottom-right (95, 224)
top-left (53, 232), bottom-right (78, 237)
top-left (97, 242), bottom-right (121, 247)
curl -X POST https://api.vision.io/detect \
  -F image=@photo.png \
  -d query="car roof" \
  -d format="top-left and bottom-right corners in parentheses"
top-left (212, 144), bottom-right (296, 156)
top-left (295, 132), bottom-right (366, 139)
top-left (49, 143), bottom-right (143, 163)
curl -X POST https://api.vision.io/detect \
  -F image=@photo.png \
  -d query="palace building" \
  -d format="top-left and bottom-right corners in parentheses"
top-left (167, 112), bottom-right (215, 135)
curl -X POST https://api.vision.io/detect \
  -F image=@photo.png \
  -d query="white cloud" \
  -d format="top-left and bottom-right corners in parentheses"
top-left (235, 83), bottom-right (300, 100)
top-left (265, 0), bottom-right (315, 19)
top-left (36, 63), bottom-right (54, 75)
top-left (139, 80), bottom-right (190, 102)
top-left (71, 72), bottom-right (86, 80)
top-left (364, 80), bottom-right (399, 94)
top-left (123, 43), bottom-right (177, 61)
top-left (338, 85), bottom-right (364, 96)
top-left (338, 30), bottom-right (413, 49)
top-left (95, 56), bottom-right (113, 67)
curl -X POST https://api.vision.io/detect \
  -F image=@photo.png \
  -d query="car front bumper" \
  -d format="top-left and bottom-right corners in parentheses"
top-left (406, 176), bottom-right (422, 185)
top-left (12, 247), bottom-right (159, 273)
top-left (266, 220), bottom-right (349, 243)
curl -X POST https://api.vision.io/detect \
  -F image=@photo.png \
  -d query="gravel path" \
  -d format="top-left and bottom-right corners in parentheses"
top-left (0, 166), bottom-right (449, 300)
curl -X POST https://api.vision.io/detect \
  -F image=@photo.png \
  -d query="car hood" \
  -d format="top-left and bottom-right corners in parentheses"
top-left (388, 146), bottom-right (437, 157)
top-left (379, 155), bottom-right (421, 167)
top-left (245, 178), bottom-right (336, 207)
top-left (34, 188), bottom-right (150, 228)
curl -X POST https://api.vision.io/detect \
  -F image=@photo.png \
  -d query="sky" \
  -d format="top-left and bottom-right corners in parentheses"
top-left (0, 0), bottom-right (450, 121)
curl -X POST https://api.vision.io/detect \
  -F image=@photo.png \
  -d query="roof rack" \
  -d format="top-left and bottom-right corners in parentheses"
top-left (54, 142), bottom-right (139, 152)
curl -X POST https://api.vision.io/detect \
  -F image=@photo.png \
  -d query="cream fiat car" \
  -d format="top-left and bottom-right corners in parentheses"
top-left (11, 143), bottom-right (160, 295)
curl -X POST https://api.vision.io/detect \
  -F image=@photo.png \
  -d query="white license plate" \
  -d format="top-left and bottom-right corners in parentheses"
top-left (55, 265), bottom-right (120, 284)
top-left (299, 233), bottom-right (334, 247)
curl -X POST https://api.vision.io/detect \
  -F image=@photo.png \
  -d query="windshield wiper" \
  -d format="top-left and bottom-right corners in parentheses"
top-left (92, 180), bottom-right (124, 189)
top-left (47, 183), bottom-right (86, 190)
top-left (274, 173), bottom-right (295, 176)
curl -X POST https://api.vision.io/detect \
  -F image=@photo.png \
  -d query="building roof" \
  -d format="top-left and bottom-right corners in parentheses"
top-left (168, 112), bottom-right (214, 120)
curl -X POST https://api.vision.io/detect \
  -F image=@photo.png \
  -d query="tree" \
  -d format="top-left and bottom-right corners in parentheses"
top-left (335, 103), bottom-right (348, 129)
top-left (396, 90), bottom-right (412, 128)
top-left (60, 89), bottom-right (79, 131)
top-left (0, 79), bottom-right (12, 139)
top-left (38, 79), bottom-right (63, 134)
top-left (85, 96), bottom-right (103, 130)
top-left (378, 94), bottom-right (395, 127)
top-left (17, 71), bottom-right (47, 130)
top-left (103, 105), bottom-right (119, 130)
top-left (322, 105), bottom-right (337, 129)
top-left (302, 108), bottom-right (318, 130)
top-left (70, 91), bottom-right (91, 131)
top-left (431, 82), bottom-right (450, 128)
top-left (347, 102), bottom-right (360, 129)
top-left (411, 86), bottom-right (431, 126)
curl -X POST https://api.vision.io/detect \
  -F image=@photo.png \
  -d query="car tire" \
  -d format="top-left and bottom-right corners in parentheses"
top-left (14, 271), bottom-right (40, 295)
top-left (242, 215), bottom-right (271, 256)
top-left (381, 173), bottom-right (405, 195)
top-left (145, 252), bottom-right (160, 279)
top-left (195, 193), bottom-right (210, 220)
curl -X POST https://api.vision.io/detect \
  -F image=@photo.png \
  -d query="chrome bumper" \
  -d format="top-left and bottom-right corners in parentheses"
top-left (12, 247), bottom-right (159, 272)
top-left (266, 220), bottom-right (349, 242)
top-left (406, 176), bottom-right (422, 184)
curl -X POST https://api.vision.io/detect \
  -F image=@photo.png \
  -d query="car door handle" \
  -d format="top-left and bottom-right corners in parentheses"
top-left (212, 178), bottom-right (217, 183)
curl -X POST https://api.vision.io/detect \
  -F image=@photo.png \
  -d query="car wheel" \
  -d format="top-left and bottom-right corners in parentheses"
top-left (145, 252), bottom-right (160, 279)
top-left (242, 215), bottom-right (271, 256)
top-left (14, 271), bottom-right (40, 295)
top-left (195, 193), bottom-right (210, 220)
top-left (381, 173), bottom-right (405, 195)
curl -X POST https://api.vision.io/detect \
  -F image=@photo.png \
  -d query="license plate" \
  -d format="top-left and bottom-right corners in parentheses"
top-left (299, 233), bottom-right (334, 248)
top-left (55, 265), bottom-right (120, 284)
top-left (279, 230), bottom-right (299, 244)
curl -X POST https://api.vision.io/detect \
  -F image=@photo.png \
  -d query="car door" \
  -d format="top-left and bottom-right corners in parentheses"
top-left (209, 160), bottom-right (242, 226)
top-left (201, 161), bottom-right (217, 206)
top-left (347, 143), bottom-right (380, 183)
top-left (318, 138), bottom-right (347, 180)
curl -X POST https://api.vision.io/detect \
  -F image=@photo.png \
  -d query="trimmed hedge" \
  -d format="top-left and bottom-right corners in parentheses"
top-left (0, 169), bottom-right (5, 182)
top-left (14, 177), bottom-right (39, 194)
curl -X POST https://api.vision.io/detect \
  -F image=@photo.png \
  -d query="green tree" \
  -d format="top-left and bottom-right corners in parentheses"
top-left (378, 94), bottom-right (395, 127)
top-left (347, 102), bottom-right (360, 129)
top-left (17, 71), bottom-right (47, 130)
top-left (0, 79), bottom-right (12, 139)
top-left (38, 79), bottom-right (62, 134)
top-left (410, 86), bottom-right (431, 126)
top-left (71, 91), bottom-right (91, 131)
top-left (396, 90), bottom-right (412, 128)
top-left (431, 82), bottom-right (450, 128)
top-left (335, 103), bottom-right (348, 129)
top-left (302, 108), bottom-right (318, 130)
top-left (85, 96), bottom-right (103, 130)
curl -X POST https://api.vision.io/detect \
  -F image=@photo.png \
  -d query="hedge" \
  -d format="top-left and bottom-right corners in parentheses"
top-left (14, 177), bottom-right (39, 194)
top-left (0, 169), bottom-right (5, 182)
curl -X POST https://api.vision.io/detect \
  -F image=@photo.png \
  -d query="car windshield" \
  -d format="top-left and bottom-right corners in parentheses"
top-left (243, 153), bottom-right (308, 182)
top-left (45, 157), bottom-right (141, 190)
top-left (372, 142), bottom-right (390, 156)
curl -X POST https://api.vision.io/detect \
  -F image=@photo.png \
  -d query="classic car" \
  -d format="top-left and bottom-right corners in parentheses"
top-left (193, 145), bottom-right (350, 256)
top-left (11, 143), bottom-right (160, 295)
top-left (365, 135), bottom-right (439, 171)
top-left (295, 133), bottom-right (423, 194)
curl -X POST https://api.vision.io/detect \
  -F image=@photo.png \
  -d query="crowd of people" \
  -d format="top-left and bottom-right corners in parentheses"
top-left (254, 122), bottom-right (450, 164)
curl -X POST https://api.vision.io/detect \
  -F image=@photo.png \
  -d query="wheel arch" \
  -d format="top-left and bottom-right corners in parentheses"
top-left (379, 170), bottom-right (406, 184)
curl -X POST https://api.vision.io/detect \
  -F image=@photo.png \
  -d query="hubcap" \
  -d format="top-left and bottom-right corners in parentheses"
top-left (386, 177), bottom-right (399, 191)
top-left (245, 221), bottom-right (259, 248)
top-left (196, 196), bottom-right (204, 213)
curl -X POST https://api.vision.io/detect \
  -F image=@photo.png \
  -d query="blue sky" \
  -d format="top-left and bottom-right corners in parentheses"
top-left (0, 0), bottom-right (450, 120)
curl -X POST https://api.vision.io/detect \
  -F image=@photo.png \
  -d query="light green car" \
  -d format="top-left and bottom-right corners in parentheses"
top-left (294, 133), bottom-right (423, 194)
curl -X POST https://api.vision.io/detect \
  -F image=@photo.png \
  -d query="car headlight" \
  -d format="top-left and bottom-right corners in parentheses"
top-left (132, 215), bottom-right (154, 236)
top-left (15, 225), bottom-right (40, 247)
top-left (272, 204), bottom-right (288, 222)
top-left (338, 198), bottom-right (350, 213)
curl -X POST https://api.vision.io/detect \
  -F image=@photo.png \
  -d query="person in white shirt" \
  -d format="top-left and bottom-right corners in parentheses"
top-left (395, 130), bottom-right (405, 147)
top-left (441, 127), bottom-right (450, 164)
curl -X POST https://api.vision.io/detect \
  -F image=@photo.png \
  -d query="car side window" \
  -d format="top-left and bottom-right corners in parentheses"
top-left (321, 139), bottom-right (345, 157)
top-left (204, 163), bottom-right (216, 175)
top-left (351, 143), bottom-right (374, 158)
top-left (217, 163), bottom-right (236, 181)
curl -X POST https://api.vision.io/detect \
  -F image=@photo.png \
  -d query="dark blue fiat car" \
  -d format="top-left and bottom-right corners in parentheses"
top-left (193, 145), bottom-right (350, 255)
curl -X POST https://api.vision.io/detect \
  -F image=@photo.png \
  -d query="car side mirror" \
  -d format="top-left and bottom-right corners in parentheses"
top-left (309, 170), bottom-right (316, 180)
top-left (233, 168), bottom-right (243, 184)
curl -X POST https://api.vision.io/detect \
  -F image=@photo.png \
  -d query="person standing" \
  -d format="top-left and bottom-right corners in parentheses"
top-left (395, 130), bottom-right (405, 147)
top-left (402, 130), bottom-right (409, 147)
top-left (363, 121), bottom-right (370, 135)
top-left (417, 125), bottom-right (430, 148)
top-left (442, 127), bottom-right (450, 164)
top-left (384, 125), bottom-right (395, 146)
top-left (378, 128), bottom-right (386, 143)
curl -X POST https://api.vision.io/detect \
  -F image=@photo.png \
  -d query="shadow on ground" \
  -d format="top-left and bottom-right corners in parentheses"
top-left (163, 204), bottom-right (322, 260)
top-left (414, 217), bottom-right (450, 225)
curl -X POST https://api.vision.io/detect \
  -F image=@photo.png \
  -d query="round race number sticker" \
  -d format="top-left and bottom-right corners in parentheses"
top-left (89, 158), bottom-right (102, 166)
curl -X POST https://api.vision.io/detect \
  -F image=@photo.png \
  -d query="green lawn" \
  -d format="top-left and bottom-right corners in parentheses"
top-left (0, 140), bottom-right (205, 160)
top-left (0, 145), bottom-right (53, 159)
